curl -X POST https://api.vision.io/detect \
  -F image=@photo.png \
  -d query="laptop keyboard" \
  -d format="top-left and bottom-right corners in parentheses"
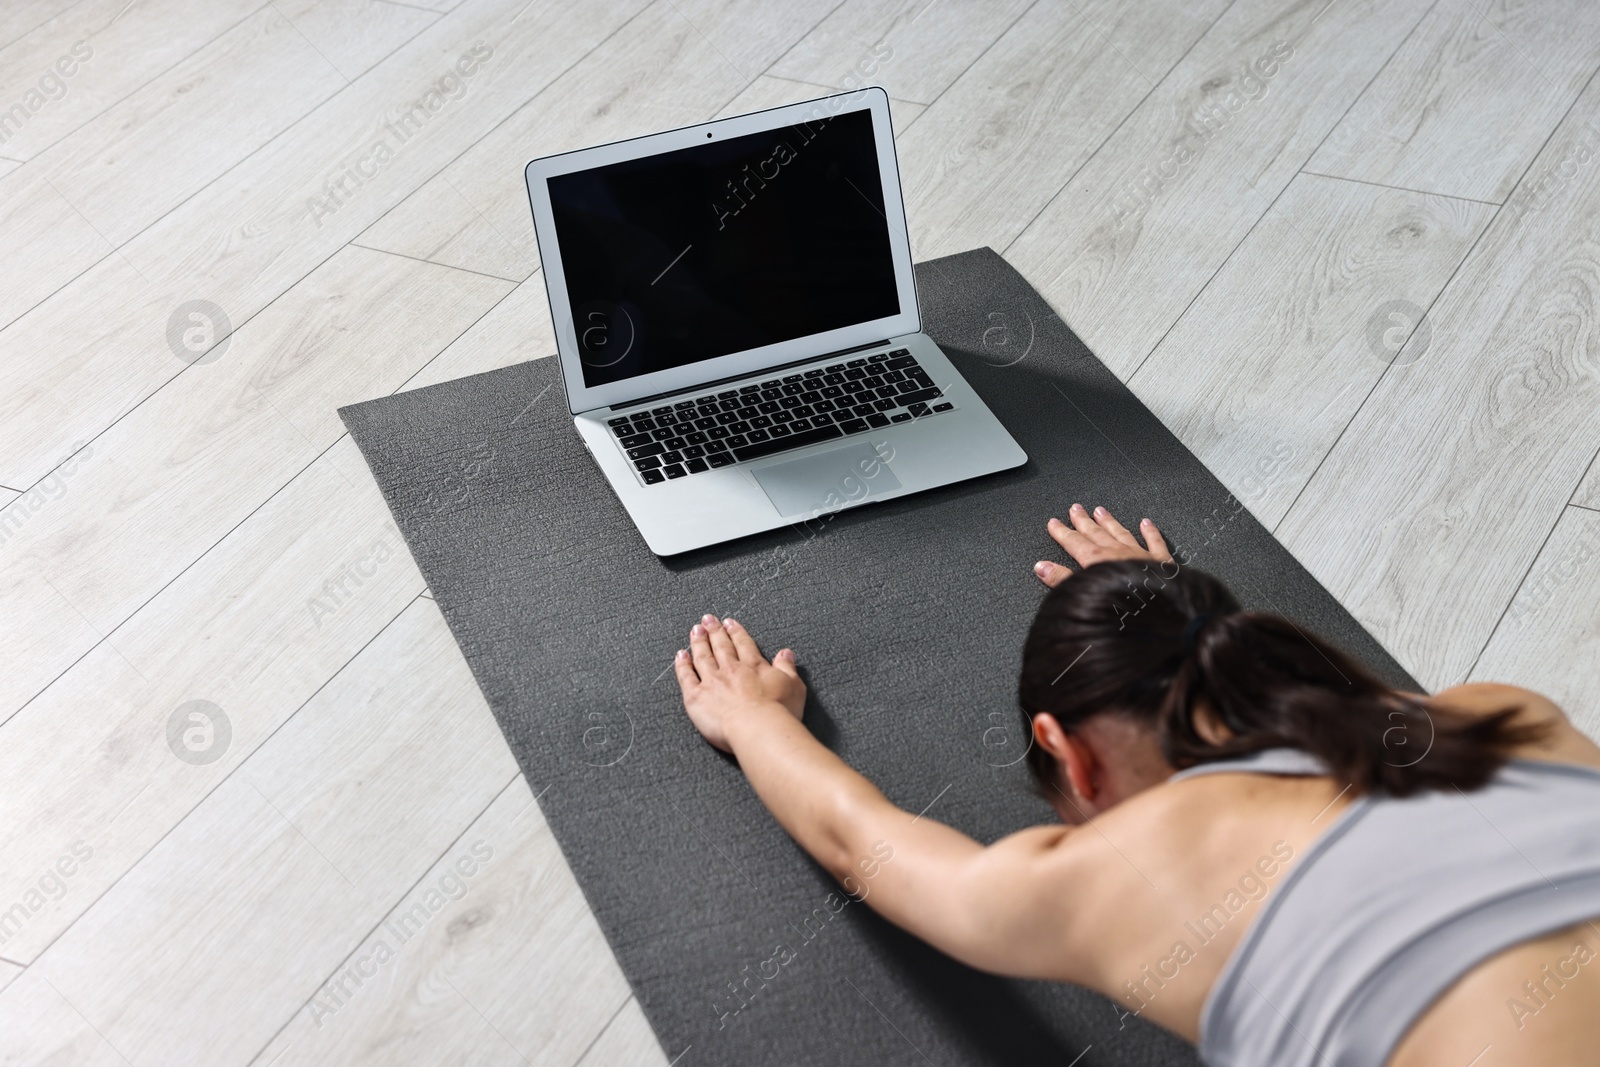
top-left (604, 348), bottom-right (955, 484)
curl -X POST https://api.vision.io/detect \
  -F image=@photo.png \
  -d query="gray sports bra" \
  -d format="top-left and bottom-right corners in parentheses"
top-left (1169, 748), bottom-right (1600, 1067)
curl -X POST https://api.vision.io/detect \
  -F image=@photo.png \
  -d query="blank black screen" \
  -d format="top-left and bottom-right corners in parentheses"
top-left (547, 107), bottom-right (900, 388)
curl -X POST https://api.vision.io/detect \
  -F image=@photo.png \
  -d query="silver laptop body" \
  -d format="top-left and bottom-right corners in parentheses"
top-left (523, 87), bottom-right (1025, 556)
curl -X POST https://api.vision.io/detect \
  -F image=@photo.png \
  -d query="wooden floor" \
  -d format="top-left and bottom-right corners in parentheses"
top-left (2, 0), bottom-right (1598, 1062)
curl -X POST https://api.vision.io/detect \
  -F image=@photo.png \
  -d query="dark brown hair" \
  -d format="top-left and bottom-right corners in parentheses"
top-left (1016, 559), bottom-right (1542, 797)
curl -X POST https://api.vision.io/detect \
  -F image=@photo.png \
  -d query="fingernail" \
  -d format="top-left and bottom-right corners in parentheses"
top-left (691, 624), bottom-right (704, 638)
top-left (723, 617), bottom-right (738, 629)
top-left (702, 613), bottom-right (717, 626)
top-left (1095, 506), bottom-right (1107, 517)
top-left (778, 648), bottom-right (795, 661)
top-left (1141, 517), bottom-right (1151, 526)
top-left (1071, 502), bottom-right (1083, 512)
top-left (1034, 561), bottom-right (1052, 576)
top-left (1048, 516), bottom-right (1061, 527)
top-left (676, 649), bottom-right (687, 661)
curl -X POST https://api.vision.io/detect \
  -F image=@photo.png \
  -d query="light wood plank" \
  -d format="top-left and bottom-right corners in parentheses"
top-left (717, 73), bottom-right (926, 129)
top-left (1275, 72), bottom-right (1600, 689)
top-left (400, 270), bottom-right (554, 391)
top-left (1472, 507), bottom-right (1600, 742)
top-left (274, 0), bottom-right (442, 82)
top-left (0, 441), bottom-right (424, 963)
top-left (895, 0), bottom-right (1230, 260)
top-left (0, 157), bottom-right (17, 179)
top-left (574, 998), bottom-right (670, 1067)
top-left (1308, 0), bottom-right (1600, 204)
top-left (3, 598), bottom-right (518, 1066)
top-left (0, 486), bottom-right (17, 510)
top-left (0, 970), bottom-right (130, 1066)
top-left (1574, 452), bottom-right (1600, 509)
top-left (0, 959), bottom-right (20, 995)
top-left (0, 0), bottom-right (260, 161)
top-left (248, 777), bottom-right (632, 1067)
top-left (355, 0), bottom-right (810, 282)
top-left (1005, 0), bottom-right (1434, 379)
top-left (1129, 173), bottom-right (1491, 529)
top-left (0, 6), bottom-right (352, 329)
top-left (769, 0), bottom-right (1033, 105)
top-left (0, 247), bottom-right (506, 719)
top-left (0, 0), bottom-right (648, 489)
top-left (0, 0), bottom-right (82, 52)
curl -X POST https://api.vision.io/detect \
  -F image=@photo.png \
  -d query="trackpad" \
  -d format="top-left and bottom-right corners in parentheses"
top-left (752, 442), bottom-right (902, 518)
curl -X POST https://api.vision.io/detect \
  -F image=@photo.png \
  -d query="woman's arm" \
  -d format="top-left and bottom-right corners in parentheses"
top-left (674, 615), bottom-right (1090, 980)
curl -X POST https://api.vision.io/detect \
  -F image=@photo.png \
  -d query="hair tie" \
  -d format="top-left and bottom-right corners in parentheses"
top-left (1181, 612), bottom-right (1219, 653)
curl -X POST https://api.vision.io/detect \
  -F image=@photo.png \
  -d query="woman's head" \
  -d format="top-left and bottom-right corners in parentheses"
top-left (1017, 559), bottom-right (1536, 815)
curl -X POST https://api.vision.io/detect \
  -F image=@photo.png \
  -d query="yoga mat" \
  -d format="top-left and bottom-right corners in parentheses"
top-left (340, 247), bottom-right (1417, 1067)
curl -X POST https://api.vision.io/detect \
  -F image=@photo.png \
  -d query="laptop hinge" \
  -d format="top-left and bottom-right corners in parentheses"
top-left (608, 338), bottom-right (895, 411)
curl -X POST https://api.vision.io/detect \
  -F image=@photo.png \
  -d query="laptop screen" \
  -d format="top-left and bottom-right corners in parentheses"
top-left (546, 108), bottom-right (901, 389)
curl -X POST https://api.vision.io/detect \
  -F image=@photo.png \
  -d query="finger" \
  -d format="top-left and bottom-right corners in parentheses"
top-left (1067, 502), bottom-right (1116, 547)
top-left (702, 613), bottom-right (737, 669)
top-left (673, 648), bottom-right (699, 691)
top-left (722, 617), bottom-right (766, 664)
top-left (1093, 506), bottom-right (1141, 551)
top-left (1033, 560), bottom-right (1073, 587)
top-left (1139, 517), bottom-right (1174, 562)
top-left (689, 622), bottom-right (716, 676)
top-left (1047, 515), bottom-right (1102, 567)
top-left (771, 647), bottom-right (800, 681)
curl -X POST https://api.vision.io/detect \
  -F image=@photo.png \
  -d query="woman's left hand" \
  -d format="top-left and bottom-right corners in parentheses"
top-left (674, 615), bottom-right (806, 753)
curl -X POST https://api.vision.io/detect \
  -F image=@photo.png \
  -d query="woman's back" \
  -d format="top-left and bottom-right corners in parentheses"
top-left (1049, 683), bottom-right (1600, 1066)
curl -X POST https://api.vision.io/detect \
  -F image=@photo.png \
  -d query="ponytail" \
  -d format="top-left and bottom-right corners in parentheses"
top-left (1016, 560), bottom-right (1544, 797)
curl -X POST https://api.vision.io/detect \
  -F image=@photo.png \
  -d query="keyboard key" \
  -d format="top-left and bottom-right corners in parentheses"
top-left (790, 418), bottom-right (812, 431)
top-left (771, 410), bottom-right (794, 424)
top-left (635, 455), bottom-right (663, 469)
top-left (661, 450), bottom-right (683, 464)
top-left (882, 369), bottom-right (905, 383)
top-left (686, 457), bottom-right (709, 473)
top-left (664, 463), bottom-right (687, 479)
top-left (651, 427), bottom-right (676, 442)
top-left (885, 356), bottom-right (917, 370)
top-left (760, 379), bottom-right (781, 389)
top-left (728, 420), bottom-right (751, 434)
top-left (891, 412), bottom-right (912, 423)
top-left (719, 399), bottom-right (742, 412)
top-left (717, 390), bottom-right (739, 399)
top-left (694, 416), bottom-right (717, 430)
top-left (727, 434), bottom-right (749, 448)
top-left (769, 423), bottom-right (792, 438)
top-left (847, 358), bottom-right (869, 367)
top-left (932, 402), bottom-right (954, 413)
top-left (686, 431), bottom-right (709, 445)
top-left (844, 367), bottom-right (867, 380)
top-left (837, 417), bottom-right (868, 433)
top-left (800, 390), bottom-right (823, 404)
top-left (852, 403), bottom-right (875, 417)
top-left (792, 405), bottom-right (814, 418)
top-left (802, 368), bottom-right (826, 378)
top-left (862, 375), bottom-right (884, 389)
top-left (822, 373), bottom-right (845, 386)
top-left (675, 400), bottom-right (696, 409)
top-left (908, 371), bottom-right (934, 388)
top-left (665, 436), bottom-right (688, 450)
top-left (888, 348), bottom-right (910, 357)
top-left (705, 437), bottom-right (729, 452)
top-left (868, 352), bottom-right (889, 362)
top-left (813, 399), bottom-right (836, 413)
top-left (759, 389), bottom-right (783, 402)
top-left (708, 451), bottom-right (735, 468)
top-left (651, 405), bottom-right (674, 416)
top-left (907, 402), bottom-right (931, 417)
top-left (866, 413), bottom-right (891, 428)
top-left (628, 442), bottom-right (664, 459)
top-left (620, 432), bottom-right (653, 448)
top-left (733, 423), bottom-right (843, 462)
top-left (873, 397), bottom-right (897, 411)
top-left (781, 383), bottom-right (805, 396)
top-left (746, 429), bottom-right (769, 443)
top-left (779, 396), bottom-right (802, 409)
top-left (876, 386), bottom-right (901, 401)
top-left (715, 412), bottom-right (739, 426)
top-left (607, 416), bottom-right (631, 428)
top-left (708, 426), bottom-right (730, 440)
top-left (809, 411), bottom-right (834, 425)
top-left (783, 373), bottom-right (805, 383)
top-left (750, 415), bottom-right (773, 429)
top-left (632, 419), bottom-right (656, 432)
top-left (824, 362), bottom-right (846, 374)
top-left (682, 444), bottom-right (706, 459)
top-left (897, 387), bottom-right (944, 406)
top-left (641, 468), bottom-right (666, 484)
top-left (739, 384), bottom-right (761, 394)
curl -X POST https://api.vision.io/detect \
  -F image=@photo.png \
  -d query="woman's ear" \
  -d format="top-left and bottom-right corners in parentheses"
top-left (1191, 699), bottom-right (1234, 746)
top-left (1032, 713), bottom-right (1099, 806)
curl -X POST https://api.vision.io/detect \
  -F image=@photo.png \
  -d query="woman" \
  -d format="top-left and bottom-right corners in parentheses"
top-left (671, 504), bottom-right (1600, 1067)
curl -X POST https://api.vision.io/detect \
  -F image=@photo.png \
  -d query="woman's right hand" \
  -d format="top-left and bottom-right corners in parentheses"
top-left (1033, 504), bottom-right (1174, 588)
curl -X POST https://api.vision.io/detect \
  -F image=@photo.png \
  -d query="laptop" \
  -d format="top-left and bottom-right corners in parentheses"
top-left (522, 86), bottom-right (1026, 556)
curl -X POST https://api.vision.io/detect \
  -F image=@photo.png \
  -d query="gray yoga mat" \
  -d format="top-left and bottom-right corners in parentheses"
top-left (340, 247), bottom-right (1417, 1067)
